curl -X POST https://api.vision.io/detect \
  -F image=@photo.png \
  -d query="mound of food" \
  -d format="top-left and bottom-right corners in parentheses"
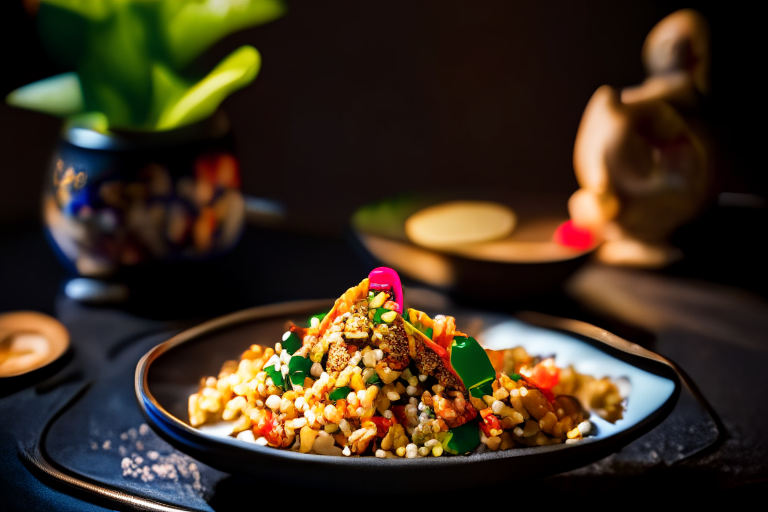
top-left (189, 267), bottom-right (624, 457)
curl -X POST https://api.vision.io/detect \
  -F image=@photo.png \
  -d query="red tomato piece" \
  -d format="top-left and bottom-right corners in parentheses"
top-left (478, 421), bottom-right (493, 437)
top-left (391, 405), bottom-right (408, 426)
top-left (369, 417), bottom-right (393, 438)
top-left (530, 358), bottom-right (560, 390)
top-left (484, 413), bottom-right (502, 431)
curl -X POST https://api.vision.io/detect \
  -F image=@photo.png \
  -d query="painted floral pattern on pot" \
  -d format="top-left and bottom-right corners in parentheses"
top-left (45, 148), bottom-right (244, 277)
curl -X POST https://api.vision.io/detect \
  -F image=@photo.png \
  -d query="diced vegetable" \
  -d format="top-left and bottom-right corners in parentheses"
top-left (372, 307), bottom-right (393, 324)
top-left (281, 330), bottom-right (302, 355)
top-left (329, 386), bottom-right (352, 401)
top-left (391, 405), bottom-right (408, 425)
top-left (530, 358), bottom-right (560, 390)
top-left (288, 355), bottom-right (312, 387)
top-left (479, 408), bottom-right (503, 437)
top-left (469, 381), bottom-right (494, 399)
top-left (450, 336), bottom-right (496, 396)
top-left (369, 416), bottom-right (395, 438)
top-left (254, 409), bottom-right (274, 437)
top-left (367, 372), bottom-right (382, 386)
top-left (442, 421), bottom-right (481, 455)
top-left (264, 364), bottom-right (284, 388)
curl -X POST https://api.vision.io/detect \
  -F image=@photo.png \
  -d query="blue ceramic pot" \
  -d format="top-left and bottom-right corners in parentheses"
top-left (43, 111), bottom-right (245, 279)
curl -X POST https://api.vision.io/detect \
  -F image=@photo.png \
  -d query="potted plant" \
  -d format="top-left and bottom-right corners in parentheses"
top-left (6, 0), bottom-right (284, 301)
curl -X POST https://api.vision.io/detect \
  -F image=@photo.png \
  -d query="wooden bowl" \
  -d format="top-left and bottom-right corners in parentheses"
top-left (348, 190), bottom-right (597, 304)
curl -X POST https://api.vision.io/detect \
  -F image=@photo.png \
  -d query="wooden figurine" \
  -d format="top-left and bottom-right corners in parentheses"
top-left (568, 9), bottom-right (714, 268)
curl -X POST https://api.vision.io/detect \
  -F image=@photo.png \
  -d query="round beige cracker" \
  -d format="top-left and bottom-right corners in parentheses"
top-left (405, 200), bottom-right (517, 249)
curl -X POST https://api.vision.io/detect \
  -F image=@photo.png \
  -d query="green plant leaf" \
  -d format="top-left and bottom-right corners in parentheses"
top-left (20, 0), bottom-right (282, 131)
top-left (154, 45), bottom-right (261, 131)
top-left (146, 62), bottom-right (189, 130)
top-left (75, 1), bottom-right (155, 128)
top-left (5, 72), bottom-right (84, 117)
top-left (64, 112), bottom-right (110, 133)
top-left (40, 0), bottom-right (111, 21)
top-left (36, 2), bottom-right (90, 70)
top-left (164, 0), bottom-right (285, 69)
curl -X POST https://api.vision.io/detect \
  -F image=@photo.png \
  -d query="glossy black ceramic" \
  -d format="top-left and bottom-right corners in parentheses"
top-left (136, 300), bottom-right (680, 491)
top-left (43, 111), bottom-right (244, 279)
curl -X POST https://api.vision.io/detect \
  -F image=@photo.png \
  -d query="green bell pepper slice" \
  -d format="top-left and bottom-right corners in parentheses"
top-left (366, 372), bottom-right (382, 387)
top-left (281, 330), bottom-right (302, 355)
top-left (372, 307), bottom-right (393, 324)
top-left (329, 386), bottom-right (352, 402)
top-left (469, 381), bottom-right (495, 399)
top-left (288, 355), bottom-right (313, 387)
top-left (442, 421), bottom-right (481, 455)
top-left (264, 364), bottom-right (284, 389)
top-left (450, 336), bottom-right (496, 396)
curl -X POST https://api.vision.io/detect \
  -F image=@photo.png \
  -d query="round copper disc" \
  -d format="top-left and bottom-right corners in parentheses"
top-left (0, 311), bottom-right (70, 378)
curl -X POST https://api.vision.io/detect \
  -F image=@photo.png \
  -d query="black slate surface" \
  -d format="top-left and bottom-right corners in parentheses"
top-left (40, 298), bottom-right (719, 508)
top-left (2, 222), bottom-right (765, 509)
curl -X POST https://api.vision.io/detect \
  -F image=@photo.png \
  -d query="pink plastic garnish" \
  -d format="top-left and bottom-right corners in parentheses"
top-left (553, 220), bottom-right (594, 250)
top-left (368, 267), bottom-right (403, 313)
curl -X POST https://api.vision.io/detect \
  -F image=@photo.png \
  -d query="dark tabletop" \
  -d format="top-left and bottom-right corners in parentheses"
top-left (2, 205), bottom-right (768, 509)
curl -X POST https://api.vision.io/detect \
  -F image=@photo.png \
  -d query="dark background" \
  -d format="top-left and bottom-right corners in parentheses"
top-left (1, 5), bottom-right (766, 506)
top-left (0, 1), bottom-right (763, 236)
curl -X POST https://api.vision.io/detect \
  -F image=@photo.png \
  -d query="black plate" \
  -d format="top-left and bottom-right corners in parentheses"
top-left (136, 300), bottom-right (680, 491)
